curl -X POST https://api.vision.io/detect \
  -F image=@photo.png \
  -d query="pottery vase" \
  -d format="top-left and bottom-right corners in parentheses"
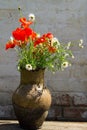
top-left (12, 69), bottom-right (51, 130)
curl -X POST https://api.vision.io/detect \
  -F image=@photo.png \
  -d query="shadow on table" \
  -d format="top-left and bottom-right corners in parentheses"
top-left (0, 123), bottom-right (22, 130)
top-left (0, 123), bottom-right (40, 130)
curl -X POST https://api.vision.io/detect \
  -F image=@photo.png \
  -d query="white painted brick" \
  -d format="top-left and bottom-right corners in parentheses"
top-left (0, 92), bottom-right (12, 105)
top-left (0, 105), bottom-right (16, 118)
top-left (0, 76), bottom-right (19, 92)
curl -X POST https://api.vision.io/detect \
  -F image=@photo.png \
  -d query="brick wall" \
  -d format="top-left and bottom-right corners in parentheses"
top-left (47, 92), bottom-right (87, 121)
top-left (0, 0), bottom-right (87, 121)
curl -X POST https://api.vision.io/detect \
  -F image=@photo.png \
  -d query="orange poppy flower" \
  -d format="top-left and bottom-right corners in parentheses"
top-left (19, 17), bottom-right (33, 28)
top-left (48, 46), bottom-right (57, 53)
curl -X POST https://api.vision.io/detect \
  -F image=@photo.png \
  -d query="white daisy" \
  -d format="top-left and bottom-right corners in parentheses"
top-left (36, 33), bottom-right (40, 38)
top-left (25, 64), bottom-right (33, 71)
top-left (10, 36), bottom-right (14, 42)
top-left (62, 61), bottom-right (69, 68)
top-left (80, 39), bottom-right (83, 44)
top-left (67, 42), bottom-right (71, 49)
top-left (79, 39), bottom-right (84, 48)
top-left (28, 13), bottom-right (35, 21)
top-left (64, 53), bottom-right (69, 57)
top-left (17, 66), bottom-right (20, 71)
top-left (51, 37), bottom-right (60, 46)
top-left (72, 55), bottom-right (75, 59)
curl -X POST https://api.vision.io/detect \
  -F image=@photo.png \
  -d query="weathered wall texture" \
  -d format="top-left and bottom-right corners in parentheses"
top-left (0, 0), bottom-right (87, 120)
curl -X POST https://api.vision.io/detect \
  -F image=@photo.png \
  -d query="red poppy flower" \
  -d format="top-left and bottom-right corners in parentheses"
top-left (5, 41), bottom-right (15, 50)
top-left (34, 36), bottom-right (46, 46)
top-left (43, 32), bottom-right (53, 39)
top-left (24, 28), bottom-right (33, 37)
top-left (31, 31), bottom-right (37, 41)
top-left (12, 28), bottom-right (24, 41)
top-left (12, 27), bottom-right (33, 41)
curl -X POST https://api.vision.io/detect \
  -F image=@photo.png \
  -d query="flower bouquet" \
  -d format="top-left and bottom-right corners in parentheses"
top-left (5, 13), bottom-right (74, 72)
